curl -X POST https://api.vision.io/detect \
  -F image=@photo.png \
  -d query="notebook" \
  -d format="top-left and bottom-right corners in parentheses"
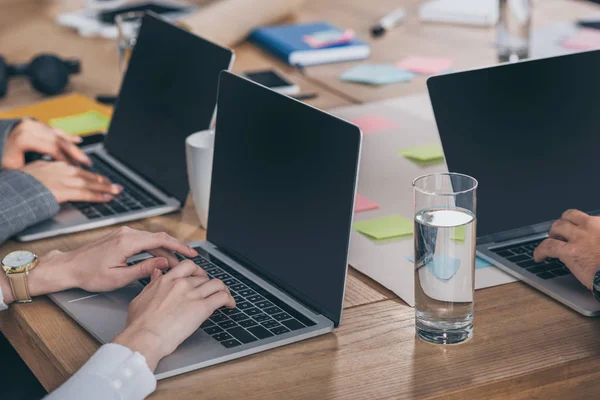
top-left (250, 22), bottom-right (371, 67)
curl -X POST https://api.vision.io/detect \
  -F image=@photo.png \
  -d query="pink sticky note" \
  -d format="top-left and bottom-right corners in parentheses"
top-left (354, 194), bottom-right (379, 213)
top-left (562, 29), bottom-right (600, 50)
top-left (395, 56), bottom-right (454, 75)
top-left (350, 115), bottom-right (399, 134)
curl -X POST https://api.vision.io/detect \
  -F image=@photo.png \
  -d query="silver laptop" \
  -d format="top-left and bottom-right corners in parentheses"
top-left (428, 50), bottom-right (600, 316)
top-left (49, 71), bottom-right (363, 379)
top-left (17, 13), bottom-right (234, 242)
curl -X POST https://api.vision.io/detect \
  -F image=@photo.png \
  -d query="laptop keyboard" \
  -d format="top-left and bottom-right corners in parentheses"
top-left (70, 154), bottom-right (165, 220)
top-left (491, 239), bottom-right (572, 280)
top-left (131, 248), bottom-right (316, 349)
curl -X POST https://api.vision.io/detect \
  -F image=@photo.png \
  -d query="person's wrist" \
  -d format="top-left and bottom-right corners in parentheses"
top-left (27, 250), bottom-right (79, 297)
top-left (112, 326), bottom-right (164, 371)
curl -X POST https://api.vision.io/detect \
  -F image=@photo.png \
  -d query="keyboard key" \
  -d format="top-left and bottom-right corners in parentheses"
top-left (264, 306), bottom-right (282, 315)
top-left (212, 332), bottom-right (233, 341)
top-left (248, 325), bottom-right (274, 339)
top-left (244, 307), bottom-right (262, 316)
top-left (261, 320), bottom-right (280, 329)
top-left (221, 308), bottom-right (241, 316)
top-left (231, 283), bottom-right (247, 291)
top-left (213, 273), bottom-right (230, 280)
top-left (201, 319), bottom-right (215, 328)
top-left (270, 326), bottom-right (290, 335)
top-left (272, 312), bottom-right (292, 321)
top-left (237, 302), bottom-right (252, 310)
top-left (227, 327), bottom-right (258, 344)
top-left (218, 320), bottom-right (237, 329)
top-left (512, 247), bottom-right (528, 254)
top-left (233, 295), bottom-right (244, 303)
top-left (221, 339), bottom-right (242, 348)
top-left (209, 313), bottom-right (229, 323)
top-left (223, 278), bottom-right (238, 286)
top-left (246, 295), bottom-right (263, 303)
top-left (507, 254), bottom-right (530, 263)
top-left (495, 250), bottom-right (514, 258)
top-left (537, 272), bottom-right (555, 280)
top-left (238, 289), bottom-right (256, 297)
top-left (281, 319), bottom-right (305, 331)
top-left (517, 260), bottom-right (539, 268)
top-left (239, 319), bottom-right (258, 328)
top-left (255, 301), bottom-right (273, 309)
top-left (253, 314), bottom-right (270, 322)
top-left (551, 268), bottom-right (571, 276)
top-left (231, 313), bottom-right (250, 322)
top-left (203, 326), bottom-right (223, 335)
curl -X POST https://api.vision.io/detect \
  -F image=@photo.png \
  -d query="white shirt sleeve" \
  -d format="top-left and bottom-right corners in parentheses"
top-left (0, 284), bottom-right (8, 311)
top-left (45, 343), bottom-right (157, 400)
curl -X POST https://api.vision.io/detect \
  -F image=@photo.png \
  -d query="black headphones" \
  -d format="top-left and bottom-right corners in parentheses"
top-left (0, 54), bottom-right (81, 98)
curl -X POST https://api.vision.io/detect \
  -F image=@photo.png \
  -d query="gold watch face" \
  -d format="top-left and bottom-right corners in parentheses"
top-left (2, 251), bottom-right (37, 274)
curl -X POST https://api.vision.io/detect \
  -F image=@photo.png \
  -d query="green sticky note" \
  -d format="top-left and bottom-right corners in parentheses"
top-left (397, 143), bottom-right (444, 162)
top-left (354, 215), bottom-right (413, 240)
top-left (49, 110), bottom-right (110, 136)
top-left (451, 225), bottom-right (466, 242)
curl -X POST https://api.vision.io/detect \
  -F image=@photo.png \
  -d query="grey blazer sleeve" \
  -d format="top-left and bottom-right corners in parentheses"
top-left (0, 170), bottom-right (60, 244)
top-left (0, 119), bottom-right (22, 166)
top-left (0, 119), bottom-right (60, 244)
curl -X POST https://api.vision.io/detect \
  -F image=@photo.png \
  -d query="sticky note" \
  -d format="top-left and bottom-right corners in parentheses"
top-left (475, 257), bottom-right (493, 270)
top-left (354, 215), bottom-right (413, 240)
top-left (395, 56), bottom-right (453, 75)
top-left (451, 225), bottom-right (466, 242)
top-left (354, 194), bottom-right (379, 213)
top-left (49, 110), bottom-right (110, 136)
top-left (303, 29), bottom-right (354, 48)
top-left (350, 115), bottom-right (398, 134)
top-left (405, 255), bottom-right (460, 280)
top-left (562, 28), bottom-right (600, 50)
top-left (340, 64), bottom-right (415, 86)
top-left (397, 144), bottom-right (444, 163)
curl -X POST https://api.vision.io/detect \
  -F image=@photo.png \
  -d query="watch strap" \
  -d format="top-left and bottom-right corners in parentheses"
top-left (7, 272), bottom-right (32, 303)
top-left (592, 266), bottom-right (600, 303)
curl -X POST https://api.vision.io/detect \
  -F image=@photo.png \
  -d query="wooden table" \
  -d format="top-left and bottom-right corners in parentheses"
top-left (1, 1), bottom-right (600, 398)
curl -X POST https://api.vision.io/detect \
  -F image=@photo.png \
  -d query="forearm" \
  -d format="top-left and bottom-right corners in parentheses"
top-left (0, 169), bottom-right (60, 244)
top-left (0, 119), bottom-right (21, 167)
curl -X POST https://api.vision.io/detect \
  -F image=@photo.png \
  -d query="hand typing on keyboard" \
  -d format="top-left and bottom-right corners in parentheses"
top-left (113, 260), bottom-right (235, 371)
top-left (534, 209), bottom-right (600, 290)
top-left (0, 227), bottom-right (198, 306)
top-left (19, 160), bottom-right (122, 203)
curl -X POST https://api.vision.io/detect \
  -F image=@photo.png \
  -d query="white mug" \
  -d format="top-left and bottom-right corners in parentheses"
top-left (185, 130), bottom-right (215, 229)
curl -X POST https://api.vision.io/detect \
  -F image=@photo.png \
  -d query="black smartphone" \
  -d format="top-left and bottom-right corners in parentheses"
top-left (97, 2), bottom-right (192, 24)
top-left (243, 70), bottom-right (300, 96)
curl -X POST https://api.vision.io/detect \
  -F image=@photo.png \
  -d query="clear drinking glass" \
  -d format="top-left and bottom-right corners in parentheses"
top-left (413, 173), bottom-right (478, 345)
top-left (115, 11), bottom-right (145, 73)
top-left (497, 0), bottom-right (532, 63)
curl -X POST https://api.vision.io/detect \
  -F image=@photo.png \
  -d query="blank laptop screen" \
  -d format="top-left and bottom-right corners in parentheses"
top-left (104, 13), bottom-right (233, 203)
top-left (208, 72), bottom-right (362, 326)
top-left (428, 50), bottom-right (600, 238)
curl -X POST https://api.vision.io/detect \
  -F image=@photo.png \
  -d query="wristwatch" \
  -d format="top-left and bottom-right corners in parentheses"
top-left (593, 266), bottom-right (600, 303)
top-left (1, 251), bottom-right (38, 303)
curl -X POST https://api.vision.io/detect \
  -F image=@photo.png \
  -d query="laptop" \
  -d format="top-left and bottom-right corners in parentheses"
top-left (17, 13), bottom-right (234, 242)
top-left (48, 71), bottom-right (362, 379)
top-left (427, 50), bottom-right (600, 316)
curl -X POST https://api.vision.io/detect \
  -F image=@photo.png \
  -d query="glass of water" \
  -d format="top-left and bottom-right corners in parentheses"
top-left (497, 0), bottom-right (532, 63)
top-left (115, 11), bottom-right (145, 73)
top-left (413, 173), bottom-right (478, 345)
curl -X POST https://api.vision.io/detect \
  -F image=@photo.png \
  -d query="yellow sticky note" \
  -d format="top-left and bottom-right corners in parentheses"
top-left (49, 110), bottom-right (110, 136)
top-left (451, 225), bottom-right (466, 242)
top-left (354, 215), bottom-right (413, 240)
top-left (398, 143), bottom-right (444, 162)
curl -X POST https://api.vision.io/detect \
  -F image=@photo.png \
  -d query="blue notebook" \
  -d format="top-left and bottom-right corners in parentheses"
top-left (250, 22), bottom-right (371, 67)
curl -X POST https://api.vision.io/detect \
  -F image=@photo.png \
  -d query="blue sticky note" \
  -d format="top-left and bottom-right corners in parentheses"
top-left (406, 255), bottom-right (460, 280)
top-left (340, 64), bottom-right (415, 85)
top-left (475, 257), bottom-right (493, 270)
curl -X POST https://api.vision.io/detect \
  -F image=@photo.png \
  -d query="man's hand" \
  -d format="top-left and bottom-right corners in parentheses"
top-left (23, 227), bottom-right (199, 302)
top-left (113, 261), bottom-right (235, 371)
top-left (20, 160), bottom-right (122, 203)
top-left (534, 209), bottom-right (600, 289)
top-left (3, 119), bottom-right (92, 169)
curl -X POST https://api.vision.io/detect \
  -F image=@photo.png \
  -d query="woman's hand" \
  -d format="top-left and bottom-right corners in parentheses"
top-left (20, 160), bottom-right (121, 203)
top-left (3, 119), bottom-right (92, 169)
top-left (26, 227), bottom-right (199, 300)
top-left (113, 261), bottom-right (235, 371)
